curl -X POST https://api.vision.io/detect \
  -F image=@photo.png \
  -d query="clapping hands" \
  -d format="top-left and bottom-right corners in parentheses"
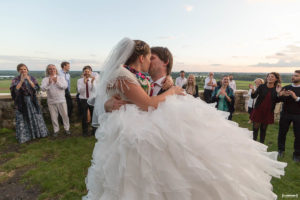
top-left (276, 84), bottom-right (282, 93)
top-left (279, 89), bottom-right (297, 99)
top-left (249, 84), bottom-right (254, 90)
top-left (49, 76), bottom-right (57, 84)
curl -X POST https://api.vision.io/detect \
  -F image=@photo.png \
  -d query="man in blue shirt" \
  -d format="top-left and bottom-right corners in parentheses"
top-left (59, 61), bottom-right (73, 118)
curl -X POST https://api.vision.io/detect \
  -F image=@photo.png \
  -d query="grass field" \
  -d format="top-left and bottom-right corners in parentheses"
top-left (0, 78), bottom-right (79, 94)
top-left (0, 113), bottom-right (299, 199)
top-left (0, 79), bottom-right (290, 93)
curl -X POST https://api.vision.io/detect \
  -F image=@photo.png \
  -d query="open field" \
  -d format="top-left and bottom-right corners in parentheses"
top-left (0, 113), bottom-right (299, 199)
top-left (0, 79), bottom-right (290, 93)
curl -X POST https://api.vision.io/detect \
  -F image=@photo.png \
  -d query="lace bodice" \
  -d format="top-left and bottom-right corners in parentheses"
top-left (106, 66), bottom-right (151, 101)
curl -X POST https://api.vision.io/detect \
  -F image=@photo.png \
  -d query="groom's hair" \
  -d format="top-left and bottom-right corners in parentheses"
top-left (151, 47), bottom-right (173, 75)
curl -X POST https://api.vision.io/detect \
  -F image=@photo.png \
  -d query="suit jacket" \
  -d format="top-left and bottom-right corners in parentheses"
top-left (157, 88), bottom-right (166, 95)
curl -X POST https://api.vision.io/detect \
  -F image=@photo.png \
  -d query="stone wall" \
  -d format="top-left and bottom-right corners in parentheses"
top-left (0, 90), bottom-right (280, 129)
top-left (198, 90), bottom-right (248, 112)
top-left (0, 94), bottom-right (79, 129)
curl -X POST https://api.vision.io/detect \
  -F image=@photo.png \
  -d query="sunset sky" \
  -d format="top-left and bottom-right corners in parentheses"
top-left (0, 0), bottom-right (300, 72)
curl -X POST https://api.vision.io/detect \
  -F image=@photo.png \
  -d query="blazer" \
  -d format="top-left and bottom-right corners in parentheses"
top-left (251, 84), bottom-right (279, 112)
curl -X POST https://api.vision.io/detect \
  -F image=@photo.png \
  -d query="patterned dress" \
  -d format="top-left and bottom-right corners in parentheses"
top-left (10, 76), bottom-right (49, 143)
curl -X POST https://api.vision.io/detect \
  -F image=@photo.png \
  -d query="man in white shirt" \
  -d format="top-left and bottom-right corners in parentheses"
top-left (76, 66), bottom-right (99, 118)
top-left (204, 72), bottom-right (217, 103)
top-left (104, 46), bottom-right (174, 111)
top-left (229, 75), bottom-right (237, 92)
top-left (77, 65), bottom-right (96, 136)
top-left (41, 64), bottom-right (70, 136)
top-left (59, 61), bottom-right (73, 118)
top-left (175, 70), bottom-right (187, 88)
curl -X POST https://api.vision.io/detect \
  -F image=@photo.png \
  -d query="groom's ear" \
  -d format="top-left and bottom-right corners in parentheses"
top-left (164, 59), bottom-right (169, 66)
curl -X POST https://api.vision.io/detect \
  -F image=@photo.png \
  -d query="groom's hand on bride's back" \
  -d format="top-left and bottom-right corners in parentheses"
top-left (104, 95), bottom-right (128, 112)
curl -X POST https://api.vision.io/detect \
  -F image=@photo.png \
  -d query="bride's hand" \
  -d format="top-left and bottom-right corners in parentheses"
top-left (162, 76), bottom-right (174, 90)
top-left (170, 86), bottom-right (185, 96)
top-left (104, 95), bottom-right (128, 112)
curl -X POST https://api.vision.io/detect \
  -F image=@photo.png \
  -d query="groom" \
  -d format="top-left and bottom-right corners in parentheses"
top-left (104, 46), bottom-right (173, 112)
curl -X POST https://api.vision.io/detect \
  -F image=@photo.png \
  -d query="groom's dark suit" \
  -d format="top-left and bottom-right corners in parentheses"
top-left (157, 89), bottom-right (166, 95)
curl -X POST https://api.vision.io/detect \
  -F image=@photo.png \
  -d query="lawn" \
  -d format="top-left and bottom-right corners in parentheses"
top-left (0, 113), bottom-right (299, 199)
top-left (0, 78), bottom-right (79, 94)
top-left (0, 79), bottom-right (290, 93)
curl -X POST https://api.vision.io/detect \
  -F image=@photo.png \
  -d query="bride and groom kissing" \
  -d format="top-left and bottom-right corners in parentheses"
top-left (104, 45), bottom-right (177, 112)
top-left (83, 38), bottom-right (286, 200)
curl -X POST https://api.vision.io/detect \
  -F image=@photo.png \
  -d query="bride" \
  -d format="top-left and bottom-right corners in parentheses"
top-left (83, 38), bottom-right (286, 200)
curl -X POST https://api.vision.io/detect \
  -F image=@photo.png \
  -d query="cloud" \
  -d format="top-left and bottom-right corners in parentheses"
top-left (253, 45), bottom-right (300, 67)
top-left (184, 5), bottom-right (194, 12)
top-left (156, 36), bottom-right (178, 40)
top-left (265, 33), bottom-right (293, 41)
top-left (0, 55), bottom-right (102, 70)
top-left (254, 60), bottom-right (300, 67)
top-left (211, 64), bottom-right (222, 66)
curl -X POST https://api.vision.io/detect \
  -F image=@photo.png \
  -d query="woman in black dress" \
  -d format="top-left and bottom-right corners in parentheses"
top-left (250, 72), bottom-right (281, 143)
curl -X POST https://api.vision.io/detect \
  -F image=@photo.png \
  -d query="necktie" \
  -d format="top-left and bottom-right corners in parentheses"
top-left (150, 83), bottom-right (158, 97)
top-left (86, 79), bottom-right (89, 98)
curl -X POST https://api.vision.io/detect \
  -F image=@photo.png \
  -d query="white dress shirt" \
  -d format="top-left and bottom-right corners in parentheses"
top-left (246, 88), bottom-right (258, 108)
top-left (229, 80), bottom-right (237, 91)
top-left (41, 76), bottom-right (68, 104)
top-left (58, 69), bottom-right (71, 91)
top-left (77, 77), bottom-right (96, 99)
top-left (204, 77), bottom-right (217, 90)
top-left (152, 76), bottom-right (166, 96)
top-left (175, 77), bottom-right (187, 88)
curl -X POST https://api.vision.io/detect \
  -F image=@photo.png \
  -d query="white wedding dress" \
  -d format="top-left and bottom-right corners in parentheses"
top-left (83, 38), bottom-right (286, 200)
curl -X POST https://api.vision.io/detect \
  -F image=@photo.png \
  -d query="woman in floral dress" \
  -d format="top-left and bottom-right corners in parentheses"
top-left (10, 63), bottom-right (48, 143)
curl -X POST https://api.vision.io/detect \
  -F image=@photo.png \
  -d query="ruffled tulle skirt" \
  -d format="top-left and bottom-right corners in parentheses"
top-left (83, 95), bottom-right (286, 200)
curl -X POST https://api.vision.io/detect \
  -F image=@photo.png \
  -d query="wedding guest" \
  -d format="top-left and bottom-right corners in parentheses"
top-left (277, 70), bottom-right (300, 162)
top-left (203, 72), bottom-right (217, 103)
top-left (175, 70), bottom-right (187, 88)
top-left (59, 61), bottom-right (73, 118)
top-left (246, 78), bottom-right (264, 123)
top-left (250, 72), bottom-right (281, 143)
top-left (77, 65), bottom-right (96, 136)
top-left (185, 74), bottom-right (199, 98)
top-left (76, 65), bottom-right (99, 119)
top-left (229, 74), bottom-right (236, 92)
top-left (10, 63), bottom-right (48, 143)
top-left (211, 75), bottom-right (235, 120)
top-left (41, 64), bottom-right (70, 137)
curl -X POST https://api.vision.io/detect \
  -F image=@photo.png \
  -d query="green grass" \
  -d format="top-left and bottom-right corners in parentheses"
top-left (232, 113), bottom-right (300, 199)
top-left (0, 125), bottom-right (96, 200)
top-left (233, 80), bottom-right (290, 90)
top-left (0, 114), bottom-right (300, 199)
top-left (0, 79), bottom-right (291, 93)
top-left (0, 78), bottom-right (79, 94)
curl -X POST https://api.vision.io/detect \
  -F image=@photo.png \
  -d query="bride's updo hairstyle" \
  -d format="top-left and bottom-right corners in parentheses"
top-left (125, 40), bottom-right (150, 66)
